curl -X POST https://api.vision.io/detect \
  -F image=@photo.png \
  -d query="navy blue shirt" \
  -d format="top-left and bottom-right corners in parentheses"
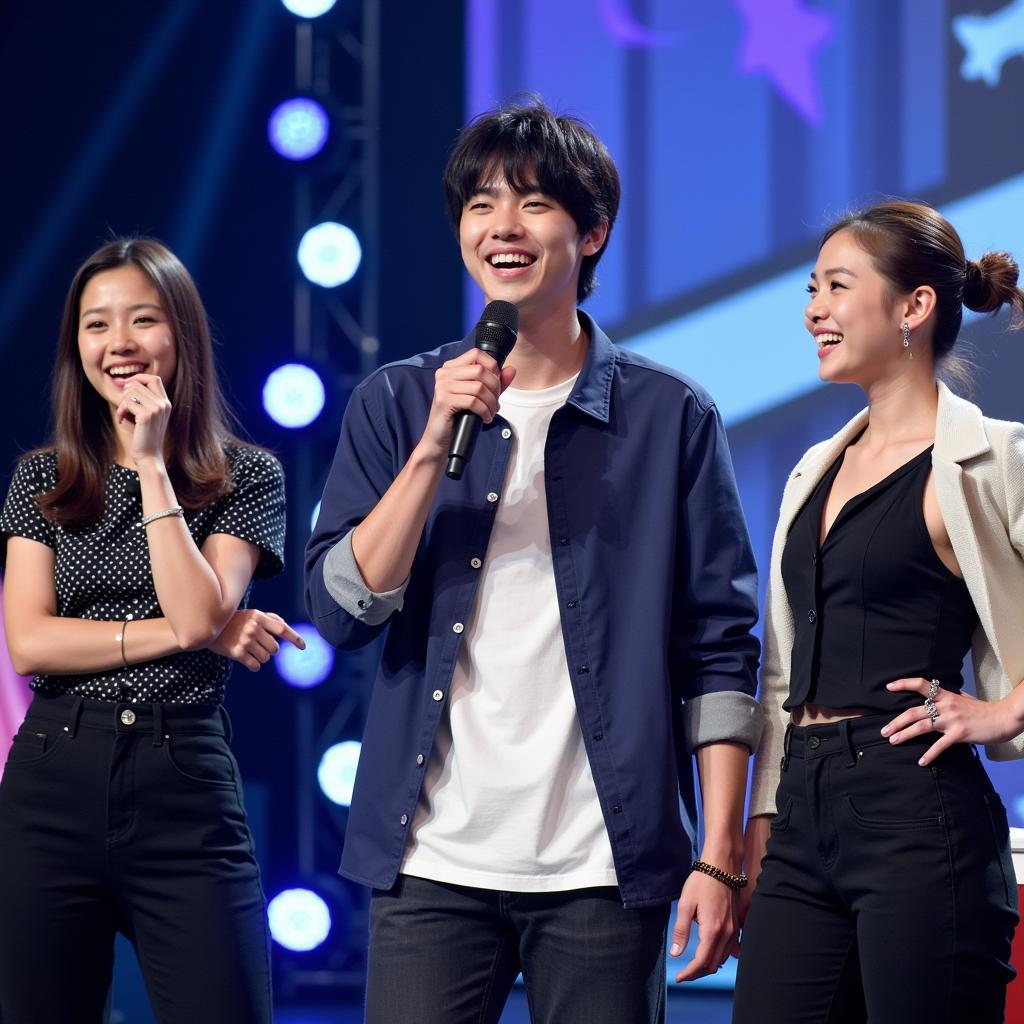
top-left (305, 315), bottom-right (761, 907)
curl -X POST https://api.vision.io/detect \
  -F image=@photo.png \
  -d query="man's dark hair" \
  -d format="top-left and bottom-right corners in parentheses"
top-left (443, 96), bottom-right (621, 302)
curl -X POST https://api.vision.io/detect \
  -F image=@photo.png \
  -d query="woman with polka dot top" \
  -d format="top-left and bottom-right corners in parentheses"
top-left (0, 238), bottom-right (303, 1024)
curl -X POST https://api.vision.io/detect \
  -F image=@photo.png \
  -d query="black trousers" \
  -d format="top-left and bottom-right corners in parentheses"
top-left (366, 875), bottom-right (670, 1024)
top-left (733, 716), bottom-right (1018, 1023)
top-left (0, 693), bottom-right (272, 1024)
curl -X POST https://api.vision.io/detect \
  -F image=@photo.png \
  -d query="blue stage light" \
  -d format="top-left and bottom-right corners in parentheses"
top-left (297, 222), bottom-right (362, 287)
top-left (268, 98), bottom-right (330, 161)
top-left (274, 622), bottom-right (334, 688)
top-left (318, 740), bottom-right (362, 807)
top-left (262, 363), bottom-right (326, 429)
top-left (267, 888), bottom-right (331, 952)
top-left (310, 499), bottom-right (321, 533)
top-left (280, 0), bottom-right (337, 17)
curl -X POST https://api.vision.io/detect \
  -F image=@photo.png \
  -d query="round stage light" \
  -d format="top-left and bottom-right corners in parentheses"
top-left (274, 622), bottom-right (334, 688)
top-left (268, 98), bottom-right (330, 161)
top-left (280, 0), bottom-right (337, 17)
top-left (318, 740), bottom-right (362, 807)
top-left (298, 222), bottom-right (362, 287)
top-left (262, 363), bottom-right (326, 429)
top-left (268, 888), bottom-right (331, 951)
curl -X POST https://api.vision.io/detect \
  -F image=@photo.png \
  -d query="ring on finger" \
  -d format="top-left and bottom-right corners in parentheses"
top-left (927, 678), bottom-right (941, 700)
top-left (130, 394), bottom-right (142, 405)
top-left (924, 697), bottom-right (940, 725)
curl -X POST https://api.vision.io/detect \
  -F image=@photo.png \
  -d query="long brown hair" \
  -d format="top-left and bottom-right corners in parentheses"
top-left (37, 237), bottom-right (250, 524)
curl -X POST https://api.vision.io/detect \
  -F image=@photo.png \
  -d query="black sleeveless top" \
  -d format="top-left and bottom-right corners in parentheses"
top-left (781, 443), bottom-right (978, 713)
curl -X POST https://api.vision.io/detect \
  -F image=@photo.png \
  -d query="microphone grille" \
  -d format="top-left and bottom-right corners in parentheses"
top-left (480, 300), bottom-right (518, 334)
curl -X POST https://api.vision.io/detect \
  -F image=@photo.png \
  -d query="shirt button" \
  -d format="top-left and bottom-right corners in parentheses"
top-left (808, 610), bottom-right (817, 624)
top-left (453, 622), bottom-right (465, 634)
top-left (501, 428), bottom-right (512, 440)
top-left (120, 709), bottom-right (136, 726)
top-left (612, 803), bottom-right (623, 814)
top-left (486, 492), bottom-right (499, 503)
top-left (416, 754), bottom-right (425, 765)
top-left (811, 553), bottom-right (818, 564)
top-left (559, 537), bottom-right (569, 545)
top-left (578, 665), bottom-right (589, 674)
top-left (432, 690), bottom-right (444, 702)
top-left (470, 557), bottom-right (482, 569)
top-left (593, 732), bottom-right (604, 741)
top-left (400, 814), bottom-right (409, 826)
top-left (808, 736), bottom-right (821, 750)
top-left (567, 600), bottom-right (578, 608)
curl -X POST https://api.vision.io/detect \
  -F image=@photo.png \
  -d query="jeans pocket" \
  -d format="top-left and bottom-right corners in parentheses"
top-left (164, 734), bottom-right (238, 788)
top-left (3, 727), bottom-right (64, 768)
top-left (844, 794), bottom-right (944, 830)
top-left (983, 792), bottom-right (1017, 908)
top-left (770, 796), bottom-right (794, 834)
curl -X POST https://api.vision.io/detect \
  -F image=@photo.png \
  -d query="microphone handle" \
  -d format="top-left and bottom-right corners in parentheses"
top-left (445, 337), bottom-right (513, 481)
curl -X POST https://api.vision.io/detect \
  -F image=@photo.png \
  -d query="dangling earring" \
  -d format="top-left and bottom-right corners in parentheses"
top-left (902, 321), bottom-right (912, 359)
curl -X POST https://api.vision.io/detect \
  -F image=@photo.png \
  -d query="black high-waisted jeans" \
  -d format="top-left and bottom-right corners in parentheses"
top-left (733, 715), bottom-right (1018, 1024)
top-left (0, 693), bottom-right (272, 1024)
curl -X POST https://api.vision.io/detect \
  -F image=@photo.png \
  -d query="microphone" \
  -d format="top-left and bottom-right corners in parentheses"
top-left (446, 300), bottom-right (518, 480)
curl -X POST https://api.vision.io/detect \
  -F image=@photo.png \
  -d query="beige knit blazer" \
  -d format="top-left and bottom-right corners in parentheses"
top-left (749, 382), bottom-right (1024, 817)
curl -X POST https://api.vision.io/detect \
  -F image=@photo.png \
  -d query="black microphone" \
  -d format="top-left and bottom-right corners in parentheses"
top-left (446, 300), bottom-right (518, 480)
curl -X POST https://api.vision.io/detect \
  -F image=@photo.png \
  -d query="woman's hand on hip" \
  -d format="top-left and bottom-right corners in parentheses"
top-left (882, 676), bottom-right (1023, 765)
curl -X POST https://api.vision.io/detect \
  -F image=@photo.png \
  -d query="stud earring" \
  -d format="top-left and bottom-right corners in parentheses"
top-left (902, 322), bottom-right (912, 359)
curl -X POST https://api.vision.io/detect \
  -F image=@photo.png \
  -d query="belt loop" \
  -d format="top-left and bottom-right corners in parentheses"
top-left (152, 703), bottom-right (164, 747)
top-left (219, 705), bottom-right (233, 743)
top-left (839, 719), bottom-right (856, 768)
top-left (781, 722), bottom-right (794, 772)
top-left (67, 696), bottom-right (84, 739)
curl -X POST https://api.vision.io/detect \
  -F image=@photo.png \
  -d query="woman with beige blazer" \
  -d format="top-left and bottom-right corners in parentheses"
top-left (732, 201), bottom-right (1024, 1023)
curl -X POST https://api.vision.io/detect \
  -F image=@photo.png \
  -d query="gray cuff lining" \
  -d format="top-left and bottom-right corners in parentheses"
top-left (322, 529), bottom-right (408, 626)
top-left (682, 691), bottom-right (763, 753)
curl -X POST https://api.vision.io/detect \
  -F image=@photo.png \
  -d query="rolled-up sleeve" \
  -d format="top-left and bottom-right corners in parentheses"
top-left (323, 528), bottom-right (408, 626)
top-left (671, 404), bottom-right (763, 752)
top-left (305, 380), bottom-right (404, 651)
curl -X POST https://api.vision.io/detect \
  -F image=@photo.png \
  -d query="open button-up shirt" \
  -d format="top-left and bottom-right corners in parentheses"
top-left (305, 314), bottom-right (761, 907)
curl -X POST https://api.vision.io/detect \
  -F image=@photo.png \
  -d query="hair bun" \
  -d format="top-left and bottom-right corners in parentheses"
top-left (964, 252), bottom-right (1021, 314)
top-left (964, 260), bottom-right (987, 309)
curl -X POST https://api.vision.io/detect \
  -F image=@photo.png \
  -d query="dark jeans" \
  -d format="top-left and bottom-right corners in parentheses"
top-left (366, 874), bottom-right (670, 1024)
top-left (0, 693), bottom-right (272, 1024)
top-left (733, 715), bottom-right (1018, 1024)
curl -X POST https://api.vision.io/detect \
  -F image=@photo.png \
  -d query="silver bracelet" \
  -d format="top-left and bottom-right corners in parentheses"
top-left (138, 505), bottom-right (184, 528)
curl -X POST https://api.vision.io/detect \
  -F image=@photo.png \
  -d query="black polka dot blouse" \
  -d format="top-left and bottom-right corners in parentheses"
top-left (0, 445), bottom-right (286, 705)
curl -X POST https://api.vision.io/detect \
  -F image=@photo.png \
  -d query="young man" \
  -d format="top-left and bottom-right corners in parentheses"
top-left (305, 98), bottom-right (762, 1024)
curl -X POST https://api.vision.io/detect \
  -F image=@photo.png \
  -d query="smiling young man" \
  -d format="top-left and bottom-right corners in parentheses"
top-left (305, 98), bottom-right (762, 1024)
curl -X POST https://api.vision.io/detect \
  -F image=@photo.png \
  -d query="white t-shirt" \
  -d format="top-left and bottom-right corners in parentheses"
top-left (401, 373), bottom-right (618, 892)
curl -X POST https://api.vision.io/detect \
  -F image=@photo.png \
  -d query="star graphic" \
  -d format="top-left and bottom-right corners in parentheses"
top-left (953, 0), bottom-right (1024, 87)
top-left (733, 0), bottom-right (834, 125)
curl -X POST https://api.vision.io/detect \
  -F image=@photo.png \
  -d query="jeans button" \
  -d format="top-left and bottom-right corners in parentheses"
top-left (808, 735), bottom-right (821, 750)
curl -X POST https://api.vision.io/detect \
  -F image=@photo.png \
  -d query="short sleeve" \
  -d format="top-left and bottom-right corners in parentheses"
top-left (205, 447), bottom-right (286, 579)
top-left (0, 452), bottom-right (57, 566)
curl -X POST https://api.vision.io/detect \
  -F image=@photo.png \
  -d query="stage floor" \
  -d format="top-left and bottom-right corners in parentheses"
top-left (277, 989), bottom-right (734, 1023)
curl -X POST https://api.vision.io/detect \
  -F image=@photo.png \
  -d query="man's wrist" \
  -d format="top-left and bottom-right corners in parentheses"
top-left (697, 842), bottom-right (744, 875)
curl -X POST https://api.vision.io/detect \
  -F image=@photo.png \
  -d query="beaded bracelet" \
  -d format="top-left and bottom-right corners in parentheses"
top-left (691, 859), bottom-right (748, 890)
top-left (138, 505), bottom-right (184, 528)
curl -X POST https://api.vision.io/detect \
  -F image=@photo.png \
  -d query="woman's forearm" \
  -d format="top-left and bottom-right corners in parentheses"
top-left (9, 615), bottom-right (183, 676)
top-left (135, 458), bottom-right (230, 648)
